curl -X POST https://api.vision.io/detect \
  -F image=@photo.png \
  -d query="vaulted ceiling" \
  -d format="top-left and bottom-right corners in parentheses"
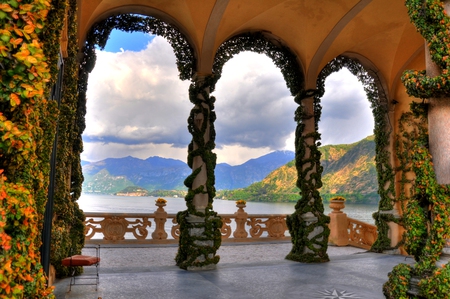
top-left (77, 0), bottom-right (424, 102)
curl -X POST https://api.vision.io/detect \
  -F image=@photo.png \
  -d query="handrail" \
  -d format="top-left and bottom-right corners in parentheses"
top-left (347, 217), bottom-right (378, 250)
top-left (84, 201), bottom-right (378, 249)
top-left (328, 199), bottom-right (378, 249)
top-left (84, 212), bottom-right (290, 244)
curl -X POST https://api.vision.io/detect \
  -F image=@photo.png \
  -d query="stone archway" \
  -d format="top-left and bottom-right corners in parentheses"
top-left (316, 55), bottom-right (398, 253)
top-left (210, 32), bottom-right (331, 263)
top-left (53, 12), bottom-right (199, 275)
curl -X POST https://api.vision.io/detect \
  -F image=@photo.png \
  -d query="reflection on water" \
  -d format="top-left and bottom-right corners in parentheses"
top-left (78, 193), bottom-right (378, 224)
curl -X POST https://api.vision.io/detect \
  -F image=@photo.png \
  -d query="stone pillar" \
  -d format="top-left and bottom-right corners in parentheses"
top-left (425, 43), bottom-right (450, 185)
top-left (380, 209), bottom-right (402, 254)
top-left (424, 1), bottom-right (450, 267)
top-left (191, 76), bottom-right (211, 211)
top-left (233, 203), bottom-right (248, 238)
top-left (328, 200), bottom-right (348, 246)
top-left (286, 91), bottom-right (330, 263)
top-left (176, 74), bottom-right (222, 270)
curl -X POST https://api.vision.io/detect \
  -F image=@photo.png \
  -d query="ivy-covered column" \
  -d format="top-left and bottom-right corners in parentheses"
top-left (425, 0), bottom-right (450, 271)
top-left (426, 44), bottom-right (450, 185)
top-left (383, 1), bottom-right (450, 297)
top-left (175, 75), bottom-right (222, 270)
top-left (286, 90), bottom-right (330, 263)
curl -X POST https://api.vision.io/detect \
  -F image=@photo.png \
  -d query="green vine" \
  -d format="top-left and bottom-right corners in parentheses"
top-left (311, 56), bottom-right (396, 253)
top-left (0, 0), bottom-right (59, 297)
top-left (383, 1), bottom-right (450, 297)
top-left (49, 0), bottom-right (86, 278)
top-left (402, 0), bottom-right (450, 99)
top-left (384, 106), bottom-right (450, 298)
top-left (85, 14), bottom-right (194, 80)
top-left (82, 13), bottom-right (204, 270)
top-left (286, 90), bottom-right (330, 263)
top-left (175, 75), bottom-right (222, 270)
top-left (214, 32), bottom-right (332, 262)
top-left (215, 32), bottom-right (331, 262)
top-left (214, 32), bottom-right (303, 95)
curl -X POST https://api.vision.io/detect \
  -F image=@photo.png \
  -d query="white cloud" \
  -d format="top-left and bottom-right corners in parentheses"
top-left (319, 68), bottom-right (374, 145)
top-left (82, 35), bottom-right (374, 165)
top-left (214, 51), bottom-right (296, 149)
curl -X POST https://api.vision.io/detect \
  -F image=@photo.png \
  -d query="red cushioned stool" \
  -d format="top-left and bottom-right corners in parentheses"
top-left (62, 245), bottom-right (100, 291)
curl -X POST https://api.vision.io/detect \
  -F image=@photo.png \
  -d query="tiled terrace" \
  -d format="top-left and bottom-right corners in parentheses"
top-left (53, 242), bottom-right (412, 299)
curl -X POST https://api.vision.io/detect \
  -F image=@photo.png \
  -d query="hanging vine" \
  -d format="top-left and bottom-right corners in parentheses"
top-left (402, 0), bottom-right (450, 99)
top-left (84, 14), bottom-right (194, 80)
top-left (384, 103), bottom-right (450, 299)
top-left (214, 32), bottom-right (303, 95)
top-left (80, 13), bottom-right (198, 269)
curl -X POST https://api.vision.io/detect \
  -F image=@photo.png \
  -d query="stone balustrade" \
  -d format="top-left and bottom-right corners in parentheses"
top-left (84, 201), bottom-right (377, 249)
top-left (328, 199), bottom-right (378, 250)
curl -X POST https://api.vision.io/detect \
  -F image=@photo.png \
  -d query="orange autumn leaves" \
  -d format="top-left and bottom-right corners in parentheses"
top-left (1, 0), bottom-right (55, 298)
top-left (0, 0), bottom-right (50, 110)
top-left (0, 172), bottom-right (54, 297)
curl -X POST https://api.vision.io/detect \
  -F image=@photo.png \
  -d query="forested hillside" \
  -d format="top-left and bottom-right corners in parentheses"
top-left (217, 136), bottom-right (379, 204)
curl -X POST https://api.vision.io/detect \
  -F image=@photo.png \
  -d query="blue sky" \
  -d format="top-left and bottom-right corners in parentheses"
top-left (103, 30), bottom-right (155, 52)
top-left (82, 31), bottom-right (373, 165)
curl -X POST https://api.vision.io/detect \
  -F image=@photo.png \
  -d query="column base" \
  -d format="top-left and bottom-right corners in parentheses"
top-left (176, 211), bottom-right (222, 270)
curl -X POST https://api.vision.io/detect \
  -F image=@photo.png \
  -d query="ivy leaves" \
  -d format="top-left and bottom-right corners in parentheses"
top-left (403, 0), bottom-right (450, 99)
top-left (0, 0), bottom-right (57, 297)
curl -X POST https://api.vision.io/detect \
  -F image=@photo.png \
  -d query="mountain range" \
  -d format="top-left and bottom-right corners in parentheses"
top-left (216, 135), bottom-right (378, 203)
top-left (82, 135), bottom-right (378, 203)
top-left (82, 150), bottom-right (295, 194)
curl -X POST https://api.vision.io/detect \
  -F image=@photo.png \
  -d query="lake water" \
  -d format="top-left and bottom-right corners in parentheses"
top-left (78, 193), bottom-right (378, 224)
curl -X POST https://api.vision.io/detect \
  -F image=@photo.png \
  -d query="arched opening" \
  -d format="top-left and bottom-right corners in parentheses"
top-left (50, 13), bottom-right (197, 276)
top-left (213, 51), bottom-right (296, 166)
top-left (319, 67), bottom-right (378, 223)
top-left (316, 55), bottom-right (396, 252)
top-left (79, 31), bottom-right (191, 203)
top-left (212, 33), bottom-right (330, 263)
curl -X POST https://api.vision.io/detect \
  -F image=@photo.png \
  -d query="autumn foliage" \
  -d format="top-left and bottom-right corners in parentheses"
top-left (1, 0), bottom-right (56, 297)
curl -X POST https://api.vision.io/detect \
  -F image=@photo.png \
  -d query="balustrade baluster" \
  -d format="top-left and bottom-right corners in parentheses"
top-left (233, 203), bottom-right (248, 238)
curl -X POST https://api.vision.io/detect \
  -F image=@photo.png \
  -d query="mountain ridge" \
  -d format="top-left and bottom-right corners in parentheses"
top-left (82, 150), bottom-right (295, 194)
top-left (82, 136), bottom-right (378, 203)
top-left (216, 135), bottom-right (378, 204)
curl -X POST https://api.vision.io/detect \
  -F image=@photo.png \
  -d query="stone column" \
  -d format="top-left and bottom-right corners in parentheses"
top-left (426, 44), bottom-right (450, 185)
top-left (328, 200), bottom-right (348, 246)
top-left (424, 1), bottom-right (450, 266)
top-left (175, 74), bottom-right (222, 270)
top-left (286, 91), bottom-right (330, 263)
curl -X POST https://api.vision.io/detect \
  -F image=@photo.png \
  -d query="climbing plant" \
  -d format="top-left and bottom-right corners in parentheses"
top-left (214, 32), bottom-right (303, 95)
top-left (384, 103), bottom-right (450, 299)
top-left (384, 1), bottom-right (450, 297)
top-left (83, 14), bottom-right (195, 80)
top-left (286, 87), bottom-right (330, 263)
top-left (47, 0), bottom-right (86, 278)
top-left (81, 13), bottom-right (199, 269)
top-left (214, 32), bottom-right (330, 262)
top-left (175, 75), bottom-right (223, 269)
top-left (0, 0), bottom-right (62, 297)
top-left (313, 56), bottom-right (396, 254)
top-left (402, 0), bottom-right (450, 99)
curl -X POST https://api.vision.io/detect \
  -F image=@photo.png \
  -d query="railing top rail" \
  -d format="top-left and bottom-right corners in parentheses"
top-left (347, 216), bottom-right (377, 228)
top-left (84, 212), bottom-right (289, 218)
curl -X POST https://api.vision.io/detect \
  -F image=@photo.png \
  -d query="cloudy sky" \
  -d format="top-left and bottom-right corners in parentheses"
top-left (82, 30), bottom-right (373, 165)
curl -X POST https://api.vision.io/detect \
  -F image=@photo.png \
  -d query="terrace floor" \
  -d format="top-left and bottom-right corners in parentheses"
top-left (53, 242), bottom-right (412, 299)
